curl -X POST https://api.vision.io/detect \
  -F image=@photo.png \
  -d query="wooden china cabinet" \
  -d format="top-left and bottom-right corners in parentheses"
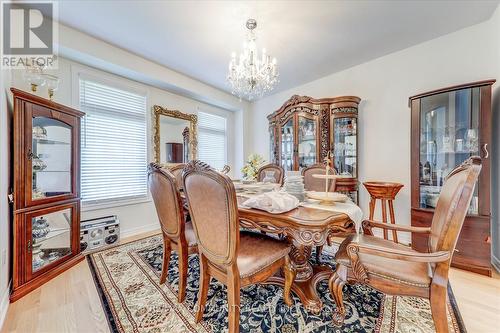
top-left (10, 88), bottom-right (85, 301)
top-left (268, 95), bottom-right (361, 202)
top-left (409, 80), bottom-right (495, 276)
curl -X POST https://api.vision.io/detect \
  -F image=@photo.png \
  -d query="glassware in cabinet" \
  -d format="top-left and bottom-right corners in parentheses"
top-left (297, 116), bottom-right (317, 169)
top-left (31, 208), bottom-right (72, 273)
top-left (418, 87), bottom-right (480, 214)
top-left (31, 116), bottom-right (73, 201)
top-left (332, 117), bottom-right (357, 178)
top-left (280, 118), bottom-right (294, 171)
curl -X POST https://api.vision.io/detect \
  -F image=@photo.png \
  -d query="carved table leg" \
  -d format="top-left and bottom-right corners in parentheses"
top-left (289, 242), bottom-right (313, 281)
top-left (263, 241), bottom-right (333, 313)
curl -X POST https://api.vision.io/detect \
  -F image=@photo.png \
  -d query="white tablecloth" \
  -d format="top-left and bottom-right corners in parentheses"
top-left (237, 190), bottom-right (363, 233)
top-left (299, 200), bottom-right (363, 233)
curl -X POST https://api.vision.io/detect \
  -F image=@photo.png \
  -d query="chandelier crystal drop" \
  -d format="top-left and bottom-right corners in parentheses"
top-left (227, 19), bottom-right (279, 100)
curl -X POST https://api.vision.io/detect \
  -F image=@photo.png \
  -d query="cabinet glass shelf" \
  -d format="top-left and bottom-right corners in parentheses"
top-left (34, 138), bottom-right (70, 145)
top-left (31, 208), bottom-right (72, 273)
top-left (32, 117), bottom-right (72, 200)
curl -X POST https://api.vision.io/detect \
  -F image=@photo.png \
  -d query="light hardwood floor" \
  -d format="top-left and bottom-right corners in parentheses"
top-left (2, 230), bottom-right (500, 333)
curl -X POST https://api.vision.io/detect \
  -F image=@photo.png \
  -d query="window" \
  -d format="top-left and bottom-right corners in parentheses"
top-left (79, 78), bottom-right (148, 205)
top-left (197, 111), bottom-right (227, 170)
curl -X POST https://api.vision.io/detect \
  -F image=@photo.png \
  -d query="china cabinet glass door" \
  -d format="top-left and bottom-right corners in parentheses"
top-left (419, 87), bottom-right (480, 214)
top-left (332, 117), bottom-right (357, 178)
top-left (27, 109), bottom-right (75, 207)
top-left (280, 118), bottom-right (294, 171)
top-left (269, 125), bottom-right (276, 163)
top-left (29, 206), bottom-right (73, 276)
top-left (297, 116), bottom-right (317, 170)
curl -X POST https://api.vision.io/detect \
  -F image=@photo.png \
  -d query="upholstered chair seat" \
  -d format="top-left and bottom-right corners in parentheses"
top-left (213, 231), bottom-right (291, 278)
top-left (335, 234), bottom-right (432, 288)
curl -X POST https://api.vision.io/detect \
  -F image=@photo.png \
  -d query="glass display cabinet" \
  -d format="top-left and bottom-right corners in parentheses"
top-left (11, 88), bottom-right (85, 301)
top-left (268, 96), bottom-right (324, 172)
top-left (330, 97), bottom-right (361, 203)
top-left (409, 80), bottom-right (495, 276)
top-left (268, 95), bottom-right (361, 201)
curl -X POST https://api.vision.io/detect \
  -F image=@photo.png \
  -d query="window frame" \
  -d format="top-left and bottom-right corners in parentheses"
top-left (197, 110), bottom-right (229, 170)
top-left (71, 65), bottom-right (151, 211)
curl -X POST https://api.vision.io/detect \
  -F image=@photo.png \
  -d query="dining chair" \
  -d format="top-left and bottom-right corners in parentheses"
top-left (328, 157), bottom-right (482, 333)
top-left (182, 160), bottom-right (296, 333)
top-left (220, 164), bottom-right (231, 174)
top-left (148, 163), bottom-right (197, 303)
top-left (302, 163), bottom-right (337, 263)
top-left (302, 163), bottom-right (337, 192)
top-left (256, 163), bottom-right (284, 184)
top-left (169, 163), bottom-right (187, 190)
top-left (169, 163), bottom-right (191, 219)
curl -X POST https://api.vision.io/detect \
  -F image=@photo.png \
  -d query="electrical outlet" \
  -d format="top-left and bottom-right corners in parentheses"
top-left (1, 249), bottom-right (6, 266)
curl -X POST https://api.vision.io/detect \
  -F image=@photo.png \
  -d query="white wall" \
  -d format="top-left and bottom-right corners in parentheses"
top-left (250, 16), bottom-right (499, 244)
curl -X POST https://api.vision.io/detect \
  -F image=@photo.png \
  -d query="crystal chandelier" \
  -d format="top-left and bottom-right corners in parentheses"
top-left (227, 19), bottom-right (279, 100)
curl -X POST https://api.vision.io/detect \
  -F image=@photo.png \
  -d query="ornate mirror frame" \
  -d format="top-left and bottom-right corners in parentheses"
top-left (152, 105), bottom-right (198, 165)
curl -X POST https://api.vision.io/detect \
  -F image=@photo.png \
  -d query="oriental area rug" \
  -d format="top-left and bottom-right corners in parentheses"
top-left (87, 234), bottom-right (466, 333)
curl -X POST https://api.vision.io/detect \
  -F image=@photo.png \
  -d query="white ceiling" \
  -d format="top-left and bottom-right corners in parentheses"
top-left (54, 0), bottom-right (498, 100)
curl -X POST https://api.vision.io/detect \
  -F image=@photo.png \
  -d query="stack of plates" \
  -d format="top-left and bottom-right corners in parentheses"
top-left (283, 171), bottom-right (305, 201)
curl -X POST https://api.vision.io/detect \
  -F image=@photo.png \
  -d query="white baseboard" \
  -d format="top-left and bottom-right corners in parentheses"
top-left (492, 254), bottom-right (500, 274)
top-left (0, 282), bottom-right (11, 332)
top-left (120, 222), bottom-right (160, 240)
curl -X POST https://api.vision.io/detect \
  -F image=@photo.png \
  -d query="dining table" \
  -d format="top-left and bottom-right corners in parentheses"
top-left (236, 195), bottom-right (356, 313)
top-left (181, 183), bottom-right (359, 313)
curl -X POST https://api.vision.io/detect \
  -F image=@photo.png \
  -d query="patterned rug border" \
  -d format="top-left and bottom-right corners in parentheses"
top-left (87, 255), bottom-right (120, 333)
top-left (86, 234), bottom-right (468, 333)
top-left (447, 284), bottom-right (467, 333)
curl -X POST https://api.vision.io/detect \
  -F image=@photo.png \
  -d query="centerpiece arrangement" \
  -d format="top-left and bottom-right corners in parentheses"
top-left (241, 153), bottom-right (265, 181)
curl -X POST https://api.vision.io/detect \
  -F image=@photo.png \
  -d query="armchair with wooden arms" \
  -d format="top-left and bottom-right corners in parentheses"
top-left (329, 157), bottom-right (482, 333)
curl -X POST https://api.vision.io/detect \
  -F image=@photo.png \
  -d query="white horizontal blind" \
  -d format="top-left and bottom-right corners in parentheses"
top-left (79, 79), bottom-right (148, 204)
top-left (198, 112), bottom-right (227, 170)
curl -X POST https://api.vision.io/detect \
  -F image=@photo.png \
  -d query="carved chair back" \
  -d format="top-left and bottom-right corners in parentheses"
top-left (182, 160), bottom-right (239, 266)
top-left (148, 163), bottom-right (185, 239)
top-left (220, 164), bottom-right (231, 175)
top-left (170, 163), bottom-right (187, 190)
top-left (257, 163), bottom-right (284, 184)
top-left (428, 157), bottom-right (482, 256)
top-left (302, 163), bottom-right (337, 192)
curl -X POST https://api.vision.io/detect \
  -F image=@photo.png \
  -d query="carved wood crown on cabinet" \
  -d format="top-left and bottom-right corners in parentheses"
top-left (10, 88), bottom-right (85, 302)
top-left (408, 79), bottom-right (495, 276)
top-left (267, 95), bottom-right (361, 201)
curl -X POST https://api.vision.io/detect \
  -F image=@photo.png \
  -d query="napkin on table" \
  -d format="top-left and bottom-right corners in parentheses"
top-left (241, 191), bottom-right (299, 214)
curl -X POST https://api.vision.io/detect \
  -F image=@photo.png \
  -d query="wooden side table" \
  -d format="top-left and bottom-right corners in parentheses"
top-left (363, 182), bottom-right (404, 242)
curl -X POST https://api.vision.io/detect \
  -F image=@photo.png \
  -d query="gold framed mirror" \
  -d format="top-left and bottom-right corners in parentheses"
top-left (152, 105), bottom-right (197, 166)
